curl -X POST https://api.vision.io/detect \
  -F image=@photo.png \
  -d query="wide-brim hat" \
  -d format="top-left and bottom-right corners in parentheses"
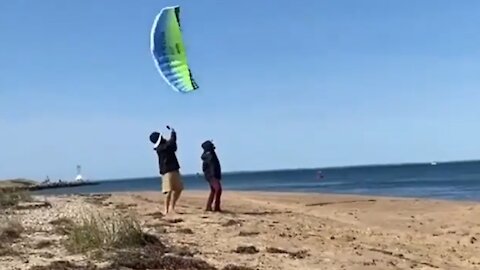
top-left (149, 132), bottom-right (163, 146)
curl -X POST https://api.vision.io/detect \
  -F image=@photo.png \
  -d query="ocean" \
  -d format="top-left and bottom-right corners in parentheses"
top-left (33, 160), bottom-right (480, 201)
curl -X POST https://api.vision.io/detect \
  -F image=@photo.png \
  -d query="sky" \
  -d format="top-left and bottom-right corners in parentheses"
top-left (1, 0), bottom-right (480, 181)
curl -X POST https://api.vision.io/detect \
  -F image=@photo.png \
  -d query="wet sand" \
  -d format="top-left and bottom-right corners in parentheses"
top-left (1, 191), bottom-right (480, 269)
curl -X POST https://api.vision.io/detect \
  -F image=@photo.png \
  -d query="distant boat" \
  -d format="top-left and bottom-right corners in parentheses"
top-left (431, 162), bottom-right (438, 166)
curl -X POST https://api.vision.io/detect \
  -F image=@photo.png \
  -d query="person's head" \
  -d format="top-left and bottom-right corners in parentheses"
top-left (149, 132), bottom-right (165, 146)
top-left (201, 140), bottom-right (215, 151)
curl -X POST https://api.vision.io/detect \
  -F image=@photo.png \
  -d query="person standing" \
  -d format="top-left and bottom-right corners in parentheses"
top-left (201, 140), bottom-right (222, 212)
top-left (149, 127), bottom-right (184, 215)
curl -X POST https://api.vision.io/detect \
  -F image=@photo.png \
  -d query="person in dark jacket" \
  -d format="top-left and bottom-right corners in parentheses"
top-left (149, 127), bottom-right (184, 215)
top-left (201, 140), bottom-right (222, 212)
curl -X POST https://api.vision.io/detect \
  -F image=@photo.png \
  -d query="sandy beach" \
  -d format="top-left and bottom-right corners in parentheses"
top-left (1, 191), bottom-right (480, 270)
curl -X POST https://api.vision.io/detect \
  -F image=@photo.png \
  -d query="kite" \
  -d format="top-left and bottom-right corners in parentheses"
top-left (150, 6), bottom-right (199, 93)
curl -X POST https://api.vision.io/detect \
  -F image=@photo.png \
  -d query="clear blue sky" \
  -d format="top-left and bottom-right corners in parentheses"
top-left (1, 0), bottom-right (480, 181)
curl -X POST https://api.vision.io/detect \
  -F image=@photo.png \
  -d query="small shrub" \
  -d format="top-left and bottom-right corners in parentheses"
top-left (65, 212), bottom-right (158, 253)
top-left (0, 218), bottom-right (24, 242)
top-left (0, 191), bottom-right (32, 209)
top-left (50, 217), bottom-right (75, 235)
top-left (50, 217), bottom-right (74, 232)
top-left (0, 244), bottom-right (21, 257)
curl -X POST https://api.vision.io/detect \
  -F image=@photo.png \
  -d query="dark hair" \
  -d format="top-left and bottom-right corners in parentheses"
top-left (149, 132), bottom-right (160, 144)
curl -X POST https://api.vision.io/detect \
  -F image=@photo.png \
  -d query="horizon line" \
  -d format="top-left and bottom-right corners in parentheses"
top-left (94, 158), bottom-right (480, 182)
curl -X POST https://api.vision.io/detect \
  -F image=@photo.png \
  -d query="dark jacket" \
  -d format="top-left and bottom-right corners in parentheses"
top-left (201, 141), bottom-right (221, 180)
top-left (155, 131), bottom-right (180, 175)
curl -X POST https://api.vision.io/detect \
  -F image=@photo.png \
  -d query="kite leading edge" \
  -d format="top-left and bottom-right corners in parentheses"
top-left (150, 6), bottom-right (199, 93)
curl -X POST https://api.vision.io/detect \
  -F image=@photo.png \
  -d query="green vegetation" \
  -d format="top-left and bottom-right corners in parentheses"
top-left (0, 178), bottom-right (37, 188)
top-left (0, 218), bottom-right (24, 242)
top-left (54, 211), bottom-right (221, 269)
top-left (0, 191), bottom-right (252, 270)
top-left (64, 212), bottom-right (156, 253)
top-left (0, 217), bottom-right (24, 257)
top-left (50, 217), bottom-right (75, 235)
top-left (0, 191), bottom-right (32, 209)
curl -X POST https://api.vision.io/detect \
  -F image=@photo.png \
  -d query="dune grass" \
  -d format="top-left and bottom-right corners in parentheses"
top-left (64, 211), bottom-right (157, 254)
top-left (60, 210), bottom-right (223, 269)
top-left (0, 191), bottom-right (32, 209)
top-left (0, 217), bottom-right (24, 257)
top-left (0, 217), bottom-right (24, 241)
top-left (50, 217), bottom-right (75, 235)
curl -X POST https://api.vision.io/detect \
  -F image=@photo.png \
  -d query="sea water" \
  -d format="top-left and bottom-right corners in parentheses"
top-left (33, 161), bottom-right (480, 201)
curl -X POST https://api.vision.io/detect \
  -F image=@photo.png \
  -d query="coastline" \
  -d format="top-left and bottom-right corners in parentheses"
top-left (28, 160), bottom-right (480, 202)
top-left (108, 189), bottom-right (480, 203)
top-left (2, 191), bottom-right (479, 269)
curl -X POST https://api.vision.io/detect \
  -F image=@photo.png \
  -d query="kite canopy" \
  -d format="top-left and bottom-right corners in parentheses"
top-left (150, 6), bottom-right (199, 93)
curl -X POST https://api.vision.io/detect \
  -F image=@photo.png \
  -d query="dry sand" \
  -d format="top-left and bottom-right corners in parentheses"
top-left (1, 191), bottom-right (480, 269)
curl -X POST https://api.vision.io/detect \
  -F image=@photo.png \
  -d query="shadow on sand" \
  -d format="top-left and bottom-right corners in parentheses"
top-left (305, 199), bottom-right (376, 207)
top-left (217, 210), bottom-right (291, 216)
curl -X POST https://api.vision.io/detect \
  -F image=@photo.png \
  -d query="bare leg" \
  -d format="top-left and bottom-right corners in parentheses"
top-left (171, 189), bottom-right (182, 213)
top-left (164, 191), bottom-right (172, 215)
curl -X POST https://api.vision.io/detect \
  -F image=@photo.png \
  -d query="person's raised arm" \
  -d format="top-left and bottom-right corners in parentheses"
top-left (168, 129), bottom-right (176, 143)
top-left (166, 129), bottom-right (177, 151)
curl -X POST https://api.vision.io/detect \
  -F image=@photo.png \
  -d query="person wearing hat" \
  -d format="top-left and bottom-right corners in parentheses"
top-left (149, 127), bottom-right (184, 215)
top-left (201, 140), bottom-right (222, 212)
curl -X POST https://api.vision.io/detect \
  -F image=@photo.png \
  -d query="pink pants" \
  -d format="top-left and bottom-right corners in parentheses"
top-left (206, 178), bottom-right (222, 211)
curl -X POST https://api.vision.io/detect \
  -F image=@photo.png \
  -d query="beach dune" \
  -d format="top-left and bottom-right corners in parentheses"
top-left (1, 191), bottom-right (480, 269)
top-left (112, 191), bottom-right (480, 269)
